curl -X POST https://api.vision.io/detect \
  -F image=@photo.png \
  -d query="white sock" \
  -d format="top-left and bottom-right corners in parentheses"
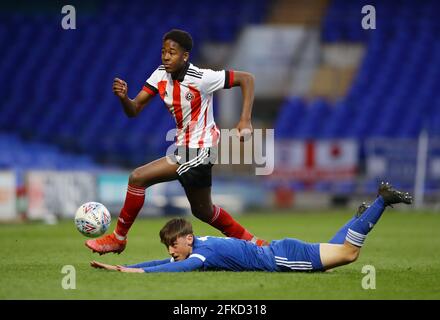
top-left (113, 231), bottom-right (126, 241)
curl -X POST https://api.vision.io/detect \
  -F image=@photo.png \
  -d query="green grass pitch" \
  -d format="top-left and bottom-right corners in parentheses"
top-left (1, 210), bottom-right (439, 299)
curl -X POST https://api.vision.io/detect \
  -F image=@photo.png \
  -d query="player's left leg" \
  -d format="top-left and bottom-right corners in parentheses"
top-left (320, 182), bottom-right (412, 270)
top-left (328, 202), bottom-right (369, 244)
top-left (320, 199), bottom-right (386, 269)
top-left (329, 181), bottom-right (412, 244)
top-left (345, 181), bottom-right (412, 247)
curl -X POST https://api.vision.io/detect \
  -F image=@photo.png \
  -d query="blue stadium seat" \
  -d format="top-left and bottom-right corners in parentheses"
top-left (293, 98), bottom-right (331, 139)
top-left (0, 0), bottom-right (269, 167)
top-left (274, 97), bottom-right (306, 139)
top-left (318, 0), bottom-right (440, 140)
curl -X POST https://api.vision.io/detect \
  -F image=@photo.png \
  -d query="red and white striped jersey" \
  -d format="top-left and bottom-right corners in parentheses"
top-left (142, 63), bottom-right (234, 148)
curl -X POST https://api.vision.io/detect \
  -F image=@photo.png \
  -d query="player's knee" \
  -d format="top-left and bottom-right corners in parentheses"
top-left (344, 247), bottom-right (360, 263)
top-left (129, 168), bottom-right (146, 186)
top-left (191, 206), bottom-right (213, 223)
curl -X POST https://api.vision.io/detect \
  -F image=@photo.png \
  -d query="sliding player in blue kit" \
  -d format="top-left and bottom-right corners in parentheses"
top-left (90, 182), bottom-right (412, 273)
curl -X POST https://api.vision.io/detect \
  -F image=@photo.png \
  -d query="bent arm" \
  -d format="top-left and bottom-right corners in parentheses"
top-left (231, 71), bottom-right (255, 138)
top-left (113, 78), bottom-right (154, 117)
top-left (232, 71), bottom-right (255, 122)
top-left (120, 90), bottom-right (154, 118)
top-left (141, 257), bottom-right (203, 273)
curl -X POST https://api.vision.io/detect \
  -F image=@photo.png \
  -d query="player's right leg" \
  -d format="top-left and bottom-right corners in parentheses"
top-left (321, 182), bottom-right (412, 269)
top-left (85, 157), bottom-right (179, 255)
top-left (175, 146), bottom-right (268, 246)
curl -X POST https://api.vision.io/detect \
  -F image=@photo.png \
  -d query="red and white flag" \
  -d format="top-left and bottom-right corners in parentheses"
top-left (274, 140), bottom-right (358, 181)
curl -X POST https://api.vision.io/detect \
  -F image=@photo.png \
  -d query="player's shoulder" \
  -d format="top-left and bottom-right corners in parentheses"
top-left (147, 65), bottom-right (167, 82)
top-left (188, 64), bottom-right (227, 87)
top-left (186, 63), bottom-right (205, 80)
top-left (196, 236), bottom-right (238, 247)
top-left (189, 63), bottom-right (226, 75)
top-left (192, 236), bottom-right (216, 256)
top-left (154, 64), bottom-right (167, 74)
top-left (147, 65), bottom-right (166, 77)
top-left (194, 236), bottom-right (227, 247)
top-left (195, 236), bottom-right (213, 243)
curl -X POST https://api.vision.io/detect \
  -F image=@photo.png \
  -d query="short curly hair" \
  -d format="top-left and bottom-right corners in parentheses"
top-left (163, 29), bottom-right (193, 52)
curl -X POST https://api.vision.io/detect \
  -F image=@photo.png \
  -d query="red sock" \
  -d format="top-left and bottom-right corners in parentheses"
top-left (114, 184), bottom-right (146, 239)
top-left (209, 205), bottom-right (254, 240)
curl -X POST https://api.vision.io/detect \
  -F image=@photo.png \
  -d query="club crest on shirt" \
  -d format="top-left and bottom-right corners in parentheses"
top-left (185, 92), bottom-right (194, 101)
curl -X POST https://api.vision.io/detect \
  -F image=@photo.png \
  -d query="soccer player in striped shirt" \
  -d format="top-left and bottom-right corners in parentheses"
top-left (86, 29), bottom-right (268, 255)
top-left (91, 182), bottom-right (412, 273)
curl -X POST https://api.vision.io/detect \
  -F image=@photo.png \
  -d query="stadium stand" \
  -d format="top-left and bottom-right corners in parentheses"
top-left (0, 132), bottom-right (104, 186)
top-left (277, 0), bottom-right (440, 140)
top-left (273, 0), bottom-right (440, 195)
top-left (1, 0), bottom-right (438, 206)
top-left (0, 0), bottom-right (268, 167)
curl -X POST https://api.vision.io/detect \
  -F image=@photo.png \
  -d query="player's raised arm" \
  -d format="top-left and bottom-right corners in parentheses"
top-left (112, 77), bottom-right (154, 118)
top-left (232, 71), bottom-right (255, 140)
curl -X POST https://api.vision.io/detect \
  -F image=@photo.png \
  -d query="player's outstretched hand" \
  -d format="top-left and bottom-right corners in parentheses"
top-left (116, 265), bottom-right (144, 273)
top-left (112, 78), bottom-right (128, 99)
top-left (90, 260), bottom-right (118, 271)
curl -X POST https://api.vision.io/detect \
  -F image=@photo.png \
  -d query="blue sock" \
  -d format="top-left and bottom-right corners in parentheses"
top-left (328, 216), bottom-right (357, 244)
top-left (346, 196), bottom-right (386, 247)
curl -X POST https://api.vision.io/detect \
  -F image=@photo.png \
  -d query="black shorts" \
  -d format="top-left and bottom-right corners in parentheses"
top-left (169, 147), bottom-right (217, 188)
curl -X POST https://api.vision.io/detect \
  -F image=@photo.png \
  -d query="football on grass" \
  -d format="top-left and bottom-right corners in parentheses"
top-left (74, 202), bottom-right (111, 238)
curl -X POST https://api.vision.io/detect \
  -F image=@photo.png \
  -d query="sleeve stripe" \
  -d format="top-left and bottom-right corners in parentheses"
top-left (224, 70), bottom-right (234, 89)
top-left (142, 86), bottom-right (155, 95)
top-left (143, 82), bottom-right (158, 95)
top-left (229, 70), bottom-right (234, 88)
top-left (224, 70), bottom-right (229, 88)
top-left (189, 253), bottom-right (206, 262)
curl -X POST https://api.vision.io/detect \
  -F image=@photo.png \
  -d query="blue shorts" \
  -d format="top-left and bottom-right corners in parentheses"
top-left (269, 238), bottom-right (323, 272)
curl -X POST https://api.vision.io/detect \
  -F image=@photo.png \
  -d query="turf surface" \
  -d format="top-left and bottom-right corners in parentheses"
top-left (1, 210), bottom-right (439, 299)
